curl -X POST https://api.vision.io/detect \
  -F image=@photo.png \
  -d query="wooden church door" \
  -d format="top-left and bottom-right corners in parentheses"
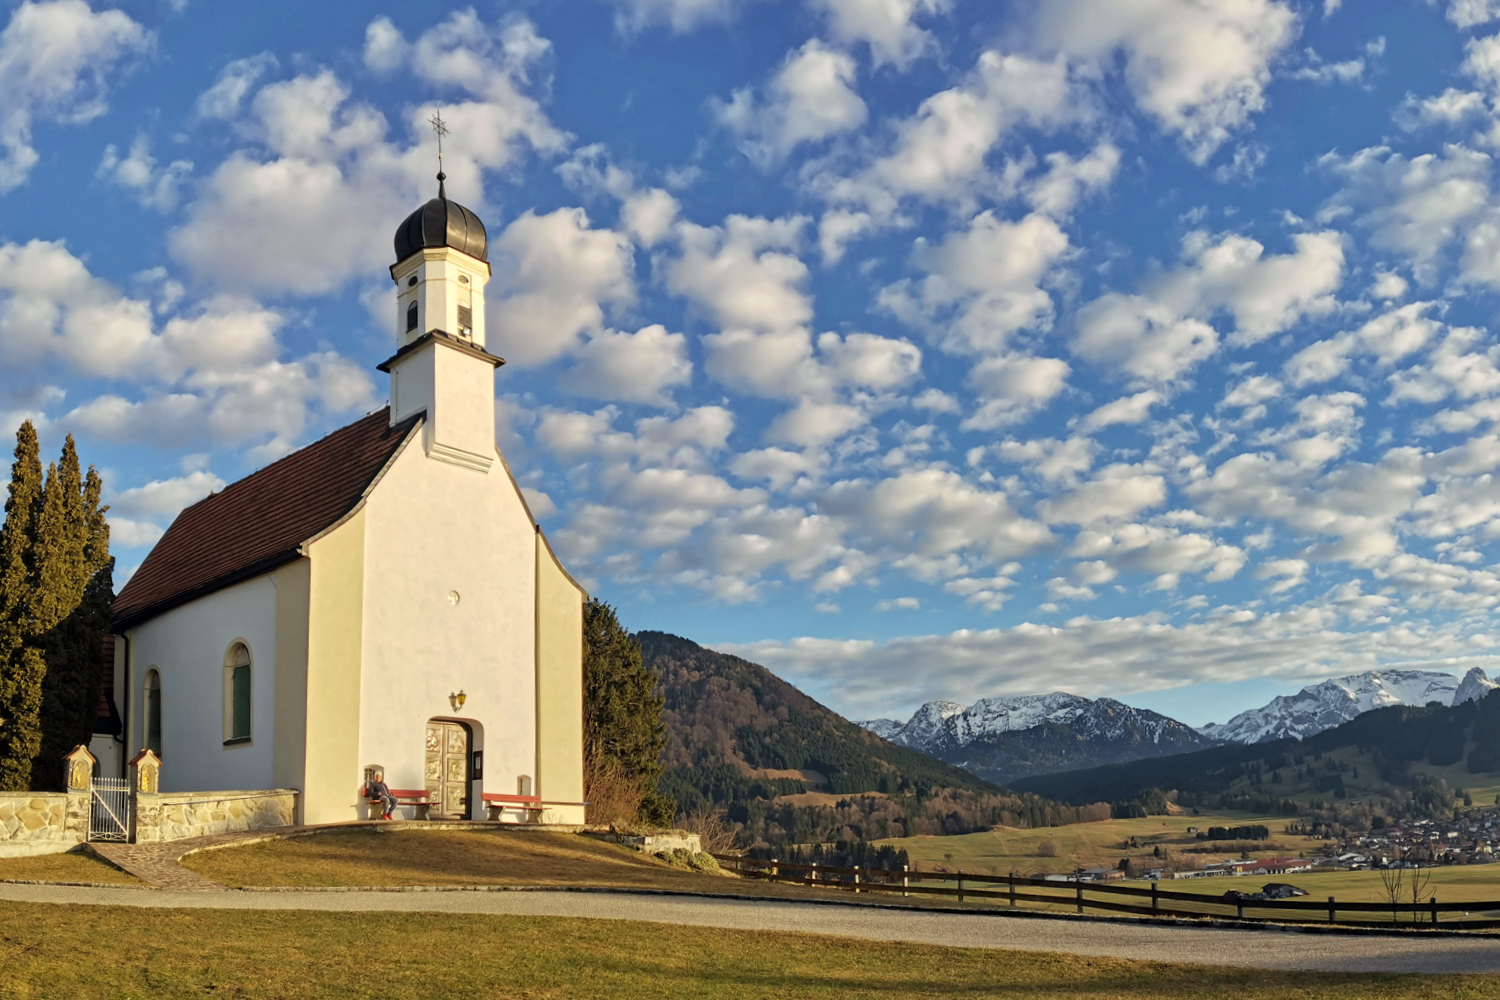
top-left (424, 720), bottom-right (471, 819)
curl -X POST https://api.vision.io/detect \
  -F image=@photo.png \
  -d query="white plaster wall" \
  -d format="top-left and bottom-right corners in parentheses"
top-left (358, 436), bottom-right (537, 814)
top-left (127, 576), bottom-right (278, 794)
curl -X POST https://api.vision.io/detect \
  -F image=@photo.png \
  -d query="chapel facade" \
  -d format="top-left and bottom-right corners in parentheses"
top-left (100, 178), bottom-right (588, 826)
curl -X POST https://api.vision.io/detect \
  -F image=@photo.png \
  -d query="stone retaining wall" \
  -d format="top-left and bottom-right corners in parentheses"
top-left (144, 790), bottom-right (298, 843)
top-left (0, 793), bottom-right (83, 857)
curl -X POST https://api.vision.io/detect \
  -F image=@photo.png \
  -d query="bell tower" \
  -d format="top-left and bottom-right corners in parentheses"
top-left (379, 160), bottom-right (503, 473)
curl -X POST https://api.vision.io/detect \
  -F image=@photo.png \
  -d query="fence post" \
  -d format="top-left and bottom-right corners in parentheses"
top-left (1076, 880), bottom-right (1084, 914)
top-left (1236, 899), bottom-right (1244, 920)
top-left (853, 866), bottom-right (860, 893)
top-left (770, 858), bottom-right (778, 880)
top-left (958, 870), bottom-right (964, 904)
top-left (1151, 882), bottom-right (1158, 913)
top-left (1009, 871), bottom-right (1017, 908)
top-left (1328, 896), bottom-right (1336, 923)
top-left (902, 864), bottom-right (909, 898)
top-left (1432, 895), bottom-right (1438, 926)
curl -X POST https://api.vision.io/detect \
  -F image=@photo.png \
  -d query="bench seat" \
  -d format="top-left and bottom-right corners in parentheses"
top-left (481, 793), bottom-right (544, 823)
top-left (366, 787), bottom-right (431, 820)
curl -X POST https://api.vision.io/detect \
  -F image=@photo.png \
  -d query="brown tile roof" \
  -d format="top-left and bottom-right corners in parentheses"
top-left (113, 409), bottom-right (419, 630)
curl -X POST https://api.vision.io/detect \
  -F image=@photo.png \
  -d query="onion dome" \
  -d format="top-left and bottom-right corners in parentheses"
top-left (393, 173), bottom-right (488, 264)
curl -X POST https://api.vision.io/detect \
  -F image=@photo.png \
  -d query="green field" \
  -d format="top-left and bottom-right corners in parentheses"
top-left (879, 809), bottom-right (1324, 875)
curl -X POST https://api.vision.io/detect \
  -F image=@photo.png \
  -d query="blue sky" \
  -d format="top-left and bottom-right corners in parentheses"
top-left (6, 0), bottom-right (1500, 728)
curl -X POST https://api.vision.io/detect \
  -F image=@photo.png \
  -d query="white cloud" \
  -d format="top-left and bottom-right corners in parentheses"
top-left (1040, 463), bottom-right (1167, 525)
top-left (1069, 522), bottom-right (1246, 582)
top-left (362, 16), bottom-right (408, 74)
top-left (874, 596), bottom-right (922, 611)
top-left (0, 240), bottom-right (374, 454)
top-left (1284, 302), bottom-right (1444, 388)
top-left (0, 0), bottom-right (151, 192)
top-left (812, 0), bottom-right (950, 70)
top-left (1073, 230), bottom-right (1344, 383)
top-left (562, 324), bottom-right (692, 406)
top-left (996, 435), bottom-right (1097, 486)
top-left (1075, 389), bottom-right (1162, 432)
top-left (766, 400), bottom-right (868, 448)
top-left (606, 0), bottom-right (751, 32)
top-left (1025, 142), bottom-right (1121, 218)
top-left (171, 13), bottom-right (566, 296)
top-left (879, 211), bottom-right (1071, 356)
top-left (1319, 145), bottom-right (1494, 287)
top-left (715, 40), bottom-right (867, 165)
top-left (621, 188), bottom-right (680, 248)
top-left (1032, 0), bottom-right (1298, 163)
top-left (109, 470), bottom-right (225, 519)
top-left (195, 53), bottom-right (276, 119)
top-left (488, 208), bottom-right (636, 366)
top-left (1450, 0), bottom-right (1500, 29)
top-left (962, 353), bottom-right (1071, 430)
top-left (1254, 557), bottom-right (1308, 594)
top-left (719, 612), bottom-right (1496, 720)
top-left (97, 134), bottom-right (192, 211)
top-left (809, 48), bottom-right (1083, 255)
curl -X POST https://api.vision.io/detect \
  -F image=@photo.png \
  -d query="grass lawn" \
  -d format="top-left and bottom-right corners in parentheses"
top-left (0, 849), bottom-right (141, 885)
top-left (1153, 865), bottom-right (1500, 920)
top-left (3, 902), bottom-right (1500, 999)
top-left (878, 810), bottom-right (1326, 876)
top-left (182, 827), bottom-right (863, 903)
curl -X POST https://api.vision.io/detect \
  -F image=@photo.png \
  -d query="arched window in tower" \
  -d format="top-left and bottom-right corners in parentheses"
top-left (144, 669), bottom-right (162, 758)
top-left (224, 643), bottom-right (252, 745)
top-left (406, 300), bottom-right (419, 333)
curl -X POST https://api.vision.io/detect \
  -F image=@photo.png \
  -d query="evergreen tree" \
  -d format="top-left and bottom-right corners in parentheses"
top-left (0, 429), bottom-right (113, 791)
top-left (36, 442), bottom-right (112, 787)
top-left (0, 424), bottom-right (44, 791)
top-left (583, 599), bottom-right (672, 825)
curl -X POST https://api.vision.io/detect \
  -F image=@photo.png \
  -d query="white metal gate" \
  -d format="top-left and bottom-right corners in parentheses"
top-left (88, 776), bottom-right (130, 843)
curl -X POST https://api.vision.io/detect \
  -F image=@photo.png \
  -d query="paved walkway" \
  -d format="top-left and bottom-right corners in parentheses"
top-left (5, 882), bottom-right (1500, 974)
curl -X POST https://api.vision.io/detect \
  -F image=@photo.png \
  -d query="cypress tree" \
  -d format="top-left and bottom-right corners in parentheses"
top-left (36, 441), bottom-right (112, 788)
top-left (0, 424), bottom-right (44, 791)
top-left (583, 599), bottom-right (672, 825)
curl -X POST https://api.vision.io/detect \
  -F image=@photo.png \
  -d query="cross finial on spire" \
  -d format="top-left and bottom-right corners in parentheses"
top-left (428, 108), bottom-right (450, 198)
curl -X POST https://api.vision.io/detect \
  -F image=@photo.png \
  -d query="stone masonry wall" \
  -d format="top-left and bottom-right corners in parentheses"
top-left (151, 790), bottom-right (297, 842)
top-left (0, 793), bottom-right (81, 857)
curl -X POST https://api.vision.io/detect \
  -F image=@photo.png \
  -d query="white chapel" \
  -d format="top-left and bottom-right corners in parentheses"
top-left (101, 176), bottom-right (588, 826)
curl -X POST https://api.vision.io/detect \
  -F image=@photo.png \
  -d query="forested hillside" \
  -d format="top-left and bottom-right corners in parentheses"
top-left (1013, 689), bottom-right (1500, 826)
top-left (641, 631), bottom-right (1107, 845)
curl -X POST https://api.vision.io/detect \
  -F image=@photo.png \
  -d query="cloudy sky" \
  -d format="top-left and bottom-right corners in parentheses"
top-left (6, 0), bottom-right (1500, 727)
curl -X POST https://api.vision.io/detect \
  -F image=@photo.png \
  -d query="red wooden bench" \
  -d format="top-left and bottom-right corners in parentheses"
top-left (366, 787), bottom-right (431, 820)
top-left (482, 793), bottom-right (543, 823)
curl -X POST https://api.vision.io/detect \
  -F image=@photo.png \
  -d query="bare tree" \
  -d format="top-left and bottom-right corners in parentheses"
top-left (1409, 864), bottom-right (1434, 924)
top-left (1379, 864), bottom-right (1405, 925)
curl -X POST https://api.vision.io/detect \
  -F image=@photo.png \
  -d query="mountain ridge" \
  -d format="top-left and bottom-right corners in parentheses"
top-left (858, 691), bottom-right (1216, 786)
top-left (1199, 669), bottom-right (1495, 744)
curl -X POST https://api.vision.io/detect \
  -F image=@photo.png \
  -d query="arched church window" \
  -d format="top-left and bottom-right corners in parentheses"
top-left (406, 301), bottom-right (419, 333)
top-left (144, 669), bottom-right (162, 758)
top-left (223, 643), bottom-right (252, 746)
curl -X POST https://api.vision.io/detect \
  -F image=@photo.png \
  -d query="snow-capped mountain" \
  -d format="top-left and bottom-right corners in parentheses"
top-left (1198, 670), bottom-right (1476, 744)
top-left (1453, 667), bottom-right (1500, 706)
top-left (859, 693), bottom-right (1215, 786)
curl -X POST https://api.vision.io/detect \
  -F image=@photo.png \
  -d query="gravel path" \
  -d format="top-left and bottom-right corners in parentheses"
top-left (5, 882), bottom-right (1500, 974)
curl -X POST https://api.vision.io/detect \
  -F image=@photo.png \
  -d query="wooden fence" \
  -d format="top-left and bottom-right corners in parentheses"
top-left (710, 854), bottom-right (1500, 930)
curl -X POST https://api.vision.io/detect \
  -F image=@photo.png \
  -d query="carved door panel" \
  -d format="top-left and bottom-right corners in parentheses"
top-left (425, 721), bottom-right (470, 819)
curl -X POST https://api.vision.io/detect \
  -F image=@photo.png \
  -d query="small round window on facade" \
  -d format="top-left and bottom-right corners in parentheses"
top-left (458, 275), bottom-right (469, 284)
top-left (407, 276), bottom-right (417, 287)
